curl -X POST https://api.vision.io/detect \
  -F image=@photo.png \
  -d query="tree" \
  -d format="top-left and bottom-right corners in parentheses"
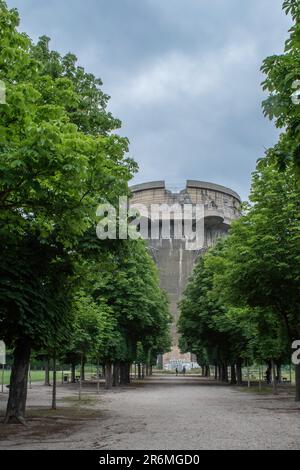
top-left (0, 233), bottom-right (75, 422)
top-left (178, 234), bottom-right (294, 388)
top-left (0, 1), bottom-right (136, 422)
top-left (31, 36), bottom-right (122, 136)
top-left (62, 237), bottom-right (171, 390)
top-left (64, 291), bottom-right (126, 391)
top-left (178, 253), bottom-right (253, 384)
top-left (210, 159), bottom-right (300, 400)
top-left (261, 0), bottom-right (300, 175)
top-left (86, 238), bottom-right (171, 384)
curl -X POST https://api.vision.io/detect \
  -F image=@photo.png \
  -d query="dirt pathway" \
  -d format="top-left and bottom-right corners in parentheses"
top-left (0, 375), bottom-right (300, 450)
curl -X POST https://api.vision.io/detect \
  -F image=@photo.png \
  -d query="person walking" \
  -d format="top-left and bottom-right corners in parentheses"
top-left (182, 366), bottom-right (186, 376)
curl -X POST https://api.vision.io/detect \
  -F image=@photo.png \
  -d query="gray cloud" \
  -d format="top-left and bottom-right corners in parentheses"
top-left (8, 0), bottom-right (292, 199)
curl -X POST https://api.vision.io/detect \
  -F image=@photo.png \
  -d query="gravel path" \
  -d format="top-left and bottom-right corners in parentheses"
top-left (0, 375), bottom-right (300, 450)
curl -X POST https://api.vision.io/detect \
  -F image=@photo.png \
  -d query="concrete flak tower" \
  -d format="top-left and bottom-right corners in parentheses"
top-left (130, 180), bottom-right (241, 369)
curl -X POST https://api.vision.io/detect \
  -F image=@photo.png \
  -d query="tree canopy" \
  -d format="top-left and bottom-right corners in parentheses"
top-left (178, 157), bottom-right (300, 396)
top-left (262, 0), bottom-right (300, 175)
top-left (0, 1), bottom-right (170, 422)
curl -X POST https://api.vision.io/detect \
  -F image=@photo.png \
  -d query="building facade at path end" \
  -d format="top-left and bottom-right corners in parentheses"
top-left (130, 180), bottom-right (241, 369)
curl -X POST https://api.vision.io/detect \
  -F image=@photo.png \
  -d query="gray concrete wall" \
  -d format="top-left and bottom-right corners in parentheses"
top-left (130, 181), bottom-right (241, 366)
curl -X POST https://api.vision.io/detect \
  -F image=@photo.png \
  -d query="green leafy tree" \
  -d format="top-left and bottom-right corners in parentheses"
top-left (91, 239), bottom-right (171, 381)
top-left (63, 237), bottom-right (171, 389)
top-left (210, 159), bottom-right (300, 400)
top-left (0, 233), bottom-right (75, 421)
top-left (178, 236), bottom-right (293, 387)
top-left (178, 254), bottom-right (252, 384)
top-left (261, 0), bottom-right (300, 174)
top-left (0, 1), bottom-right (136, 422)
top-left (31, 36), bottom-right (122, 136)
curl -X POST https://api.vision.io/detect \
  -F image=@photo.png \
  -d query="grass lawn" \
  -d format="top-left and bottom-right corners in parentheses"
top-left (0, 367), bottom-right (96, 386)
top-left (0, 370), bottom-right (45, 385)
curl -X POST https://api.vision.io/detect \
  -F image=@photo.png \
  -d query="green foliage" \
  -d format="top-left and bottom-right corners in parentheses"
top-left (179, 158), bottom-right (299, 370)
top-left (0, 233), bottom-right (74, 349)
top-left (31, 36), bottom-right (122, 136)
top-left (283, 0), bottom-right (300, 19)
top-left (178, 151), bottom-right (300, 365)
top-left (0, 0), bottom-right (169, 420)
top-left (0, 1), bottom-right (136, 355)
top-left (65, 291), bottom-right (126, 364)
top-left (179, 0), bottom-right (300, 384)
top-left (211, 160), bottom-right (300, 340)
top-left (68, 239), bottom-right (171, 366)
top-left (178, 253), bottom-right (254, 366)
top-left (178, 240), bottom-right (290, 368)
top-left (261, 0), bottom-right (300, 174)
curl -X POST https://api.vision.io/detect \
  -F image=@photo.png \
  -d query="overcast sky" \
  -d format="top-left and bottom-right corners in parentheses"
top-left (8, 0), bottom-right (291, 200)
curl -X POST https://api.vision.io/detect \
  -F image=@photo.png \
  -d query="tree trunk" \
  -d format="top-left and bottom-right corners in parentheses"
top-left (295, 363), bottom-right (300, 402)
top-left (220, 364), bottom-right (224, 381)
top-left (119, 362), bottom-right (126, 385)
top-left (201, 365), bottom-right (205, 376)
top-left (44, 357), bottom-right (50, 386)
top-left (79, 355), bottom-right (83, 400)
top-left (113, 363), bottom-right (119, 387)
top-left (258, 364), bottom-right (262, 391)
top-left (214, 364), bottom-right (218, 380)
top-left (157, 354), bottom-right (163, 370)
top-left (146, 350), bottom-right (151, 377)
top-left (221, 362), bottom-right (228, 382)
top-left (105, 363), bottom-right (113, 390)
top-left (276, 363), bottom-right (282, 383)
top-left (236, 360), bottom-right (243, 385)
top-left (230, 364), bottom-right (237, 385)
top-left (205, 365), bottom-right (210, 377)
top-left (271, 359), bottom-right (278, 395)
top-left (71, 363), bottom-right (76, 383)
top-left (52, 354), bottom-right (57, 410)
top-left (126, 362), bottom-right (131, 383)
top-left (225, 364), bottom-right (229, 382)
top-left (96, 360), bottom-right (100, 394)
top-left (138, 363), bottom-right (141, 379)
top-left (28, 363), bottom-right (32, 389)
top-left (5, 339), bottom-right (31, 424)
top-left (120, 362), bottom-right (131, 384)
top-left (80, 360), bottom-right (85, 382)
